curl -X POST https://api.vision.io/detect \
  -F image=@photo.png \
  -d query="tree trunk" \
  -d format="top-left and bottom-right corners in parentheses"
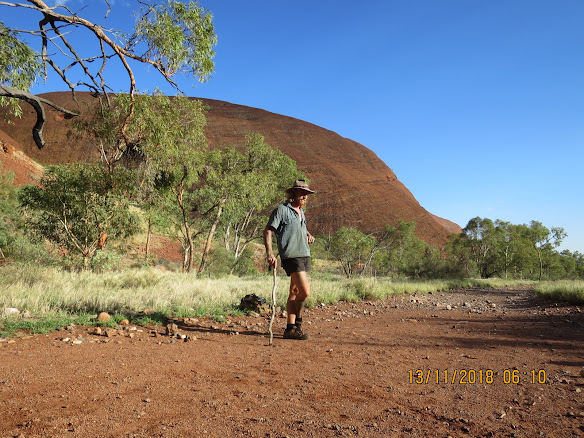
top-left (145, 217), bottom-right (152, 263)
top-left (224, 225), bottom-right (231, 251)
top-left (176, 184), bottom-right (194, 273)
top-left (537, 248), bottom-right (543, 281)
top-left (185, 223), bottom-right (194, 273)
top-left (198, 198), bottom-right (225, 274)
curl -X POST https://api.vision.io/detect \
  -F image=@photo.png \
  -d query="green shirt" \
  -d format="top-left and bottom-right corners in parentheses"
top-left (266, 202), bottom-right (310, 259)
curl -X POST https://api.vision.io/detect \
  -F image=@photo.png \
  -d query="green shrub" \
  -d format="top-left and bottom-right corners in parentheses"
top-left (90, 250), bottom-right (123, 273)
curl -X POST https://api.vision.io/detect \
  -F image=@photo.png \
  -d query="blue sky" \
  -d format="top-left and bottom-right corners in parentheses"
top-left (7, 0), bottom-right (584, 252)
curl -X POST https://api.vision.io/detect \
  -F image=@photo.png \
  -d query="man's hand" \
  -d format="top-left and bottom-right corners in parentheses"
top-left (267, 254), bottom-right (278, 269)
top-left (307, 233), bottom-right (315, 244)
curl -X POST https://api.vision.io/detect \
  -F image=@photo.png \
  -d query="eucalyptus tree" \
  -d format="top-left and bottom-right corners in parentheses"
top-left (462, 217), bottom-right (504, 278)
top-left (196, 134), bottom-right (302, 274)
top-left (19, 163), bottom-right (140, 269)
top-left (329, 227), bottom-right (377, 277)
top-left (378, 220), bottom-right (429, 277)
top-left (0, 0), bottom-right (216, 150)
top-left (221, 134), bottom-right (301, 261)
top-left (523, 220), bottom-right (567, 281)
top-left (82, 91), bottom-right (209, 272)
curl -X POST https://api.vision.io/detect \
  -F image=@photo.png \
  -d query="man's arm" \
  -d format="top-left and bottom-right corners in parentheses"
top-left (263, 227), bottom-right (278, 268)
top-left (307, 231), bottom-right (315, 244)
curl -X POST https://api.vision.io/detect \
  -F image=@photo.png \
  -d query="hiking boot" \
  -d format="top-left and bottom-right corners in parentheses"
top-left (283, 326), bottom-right (309, 340)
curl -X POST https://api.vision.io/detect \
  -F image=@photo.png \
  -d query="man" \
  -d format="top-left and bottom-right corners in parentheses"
top-left (264, 179), bottom-right (316, 340)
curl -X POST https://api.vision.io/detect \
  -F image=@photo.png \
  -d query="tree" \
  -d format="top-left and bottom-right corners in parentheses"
top-left (83, 91), bottom-right (208, 272)
top-left (19, 163), bottom-right (140, 269)
top-left (524, 220), bottom-right (567, 281)
top-left (461, 217), bottom-right (502, 278)
top-left (330, 227), bottom-right (377, 277)
top-left (197, 133), bottom-right (302, 273)
top-left (378, 220), bottom-right (429, 277)
top-left (0, 0), bottom-right (216, 149)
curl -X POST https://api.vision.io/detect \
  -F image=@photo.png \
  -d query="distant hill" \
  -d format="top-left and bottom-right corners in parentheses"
top-left (0, 92), bottom-right (461, 246)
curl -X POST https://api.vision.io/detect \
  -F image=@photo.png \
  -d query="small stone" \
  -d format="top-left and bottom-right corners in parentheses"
top-left (97, 312), bottom-right (111, 322)
top-left (119, 319), bottom-right (130, 326)
top-left (446, 305), bottom-right (452, 311)
top-left (20, 310), bottom-right (32, 318)
top-left (3, 307), bottom-right (20, 316)
top-left (185, 318), bottom-right (199, 325)
top-left (248, 311), bottom-right (260, 318)
top-left (90, 327), bottom-right (102, 336)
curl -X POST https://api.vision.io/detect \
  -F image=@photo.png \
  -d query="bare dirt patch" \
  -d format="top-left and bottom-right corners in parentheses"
top-left (1, 287), bottom-right (583, 437)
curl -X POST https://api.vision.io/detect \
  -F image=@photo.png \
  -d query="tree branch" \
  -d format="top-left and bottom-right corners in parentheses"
top-left (0, 85), bottom-right (79, 149)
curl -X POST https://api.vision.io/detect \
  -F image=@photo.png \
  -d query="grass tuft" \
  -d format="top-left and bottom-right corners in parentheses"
top-left (535, 280), bottom-right (584, 304)
top-left (0, 263), bottom-right (574, 337)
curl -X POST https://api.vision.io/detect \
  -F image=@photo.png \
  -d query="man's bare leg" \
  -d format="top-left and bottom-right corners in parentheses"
top-left (284, 271), bottom-right (311, 339)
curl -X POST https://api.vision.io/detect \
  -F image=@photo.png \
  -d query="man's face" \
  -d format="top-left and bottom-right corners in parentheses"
top-left (294, 190), bottom-right (309, 207)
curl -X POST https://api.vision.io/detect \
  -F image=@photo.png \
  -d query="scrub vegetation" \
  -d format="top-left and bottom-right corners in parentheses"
top-left (0, 1), bottom-right (582, 336)
top-left (0, 262), bottom-right (540, 337)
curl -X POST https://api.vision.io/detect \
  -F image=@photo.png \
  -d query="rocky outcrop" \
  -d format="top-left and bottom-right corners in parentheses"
top-left (0, 129), bottom-right (43, 186)
top-left (0, 92), bottom-right (460, 245)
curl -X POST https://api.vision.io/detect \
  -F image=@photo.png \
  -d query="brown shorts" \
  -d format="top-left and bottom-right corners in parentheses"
top-left (281, 257), bottom-right (311, 276)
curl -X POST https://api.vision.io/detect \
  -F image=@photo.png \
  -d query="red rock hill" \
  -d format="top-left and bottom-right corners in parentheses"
top-left (0, 92), bottom-right (460, 246)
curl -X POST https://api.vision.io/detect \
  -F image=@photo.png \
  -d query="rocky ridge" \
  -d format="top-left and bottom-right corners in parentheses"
top-left (0, 92), bottom-right (461, 245)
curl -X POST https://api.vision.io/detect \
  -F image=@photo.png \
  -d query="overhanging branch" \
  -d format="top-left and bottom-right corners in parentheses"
top-left (0, 85), bottom-right (79, 149)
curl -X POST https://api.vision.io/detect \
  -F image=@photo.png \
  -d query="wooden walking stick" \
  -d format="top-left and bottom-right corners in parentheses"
top-left (268, 265), bottom-right (277, 345)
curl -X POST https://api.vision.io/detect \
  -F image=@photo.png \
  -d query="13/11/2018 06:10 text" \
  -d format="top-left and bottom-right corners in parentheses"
top-left (408, 369), bottom-right (547, 385)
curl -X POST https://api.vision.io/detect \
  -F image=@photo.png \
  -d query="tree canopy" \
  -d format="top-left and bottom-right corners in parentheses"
top-left (19, 163), bottom-right (141, 268)
top-left (0, 0), bottom-right (217, 148)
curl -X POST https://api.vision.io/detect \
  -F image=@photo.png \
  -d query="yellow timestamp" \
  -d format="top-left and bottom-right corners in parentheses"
top-left (408, 369), bottom-right (547, 385)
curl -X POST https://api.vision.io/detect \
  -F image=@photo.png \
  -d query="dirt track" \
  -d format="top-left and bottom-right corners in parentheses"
top-left (1, 287), bottom-right (583, 437)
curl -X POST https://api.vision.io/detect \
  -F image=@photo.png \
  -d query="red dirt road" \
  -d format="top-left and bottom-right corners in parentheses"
top-left (1, 287), bottom-right (583, 437)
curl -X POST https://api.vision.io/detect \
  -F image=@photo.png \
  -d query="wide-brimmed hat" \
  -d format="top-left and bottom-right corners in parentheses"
top-left (288, 179), bottom-right (315, 194)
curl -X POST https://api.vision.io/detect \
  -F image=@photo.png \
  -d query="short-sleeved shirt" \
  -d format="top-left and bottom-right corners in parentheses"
top-left (266, 202), bottom-right (310, 259)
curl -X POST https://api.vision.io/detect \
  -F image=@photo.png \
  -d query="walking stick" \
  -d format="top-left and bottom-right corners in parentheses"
top-left (268, 265), bottom-right (277, 345)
